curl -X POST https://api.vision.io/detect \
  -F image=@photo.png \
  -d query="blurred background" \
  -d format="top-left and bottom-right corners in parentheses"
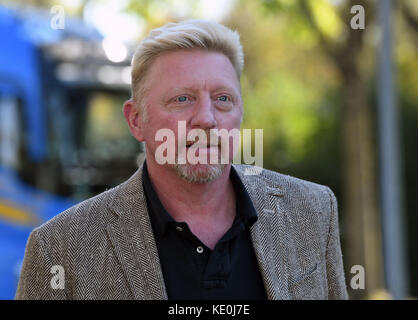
top-left (0, 0), bottom-right (416, 300)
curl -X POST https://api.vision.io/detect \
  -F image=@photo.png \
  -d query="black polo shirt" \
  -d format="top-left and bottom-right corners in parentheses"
top-left (142, 163), bottom-right (267, 300)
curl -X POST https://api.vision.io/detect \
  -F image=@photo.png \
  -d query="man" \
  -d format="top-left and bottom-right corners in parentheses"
top-left (15, 19), bottom-right (348, 300)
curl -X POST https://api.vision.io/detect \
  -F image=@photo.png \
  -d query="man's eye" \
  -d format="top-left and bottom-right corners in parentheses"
top-left (217, 95), bottom-right (229, 102)
top-left (175, 96), bottom-right (188, 103)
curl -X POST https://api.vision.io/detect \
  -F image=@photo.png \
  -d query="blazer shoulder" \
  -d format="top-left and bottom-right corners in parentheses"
top-left (234, 164), bottom-right (335, 215)
top-left (33, 184), bottom-right (121, 245)
top-left (29, 168), bottom-right (143, 260)
top-left (266, 166), bottom-right (335, 209)
top-left (235, 164), bottom-right (331, 194)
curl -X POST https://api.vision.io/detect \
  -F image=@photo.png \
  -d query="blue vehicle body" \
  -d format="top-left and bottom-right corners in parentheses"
top-left (0, 6), bottom-right (46, 161)
top-left (0, 6), bottom-right (80, 299)
top-left (0, 6), bottom-right (134, 299)
top-left (0, 167), bottom-right (75, 299)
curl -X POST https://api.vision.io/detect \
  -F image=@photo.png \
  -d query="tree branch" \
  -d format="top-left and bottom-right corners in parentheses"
top-left (298, 0), bottom-right (339, 60)
top-left (399, 0), bottom-right (418, 32)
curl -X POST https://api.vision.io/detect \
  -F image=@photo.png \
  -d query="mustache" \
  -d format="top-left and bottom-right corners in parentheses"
top-left (185, 131), bottom-right (221, 147)
top-left (186, 143), bottom-right (220, 148)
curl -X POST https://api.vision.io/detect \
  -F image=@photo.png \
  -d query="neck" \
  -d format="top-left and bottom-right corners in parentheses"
top-left (145, 157), bottom-right (235, 223)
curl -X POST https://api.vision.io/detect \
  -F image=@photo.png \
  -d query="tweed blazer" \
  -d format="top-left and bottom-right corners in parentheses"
top-left (15, 164), bottom-right (348, 300)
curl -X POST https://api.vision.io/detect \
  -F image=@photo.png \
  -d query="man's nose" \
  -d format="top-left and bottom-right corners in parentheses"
top-left (190, 95), bottom-right (217, 129)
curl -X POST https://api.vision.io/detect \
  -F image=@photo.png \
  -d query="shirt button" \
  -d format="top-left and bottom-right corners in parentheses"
top-left (196, 246), bottom-right (204, 254)
top-left (175, 226), bottom-right (183, 232)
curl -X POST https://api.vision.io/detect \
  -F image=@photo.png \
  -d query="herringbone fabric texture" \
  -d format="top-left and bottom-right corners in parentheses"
top-left (15, 164), bottom-right (348, 300)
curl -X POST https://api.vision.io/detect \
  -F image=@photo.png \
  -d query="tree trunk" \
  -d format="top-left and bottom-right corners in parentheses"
top-left (341, 74), bottom-right (385, 299)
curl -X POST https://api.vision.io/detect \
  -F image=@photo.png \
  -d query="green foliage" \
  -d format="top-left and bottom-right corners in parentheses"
top-left (225, 0), bottom-right (341, 178)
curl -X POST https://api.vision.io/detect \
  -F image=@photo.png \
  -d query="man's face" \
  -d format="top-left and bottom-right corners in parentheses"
top-left (137, 49), bottom-right (243, 182)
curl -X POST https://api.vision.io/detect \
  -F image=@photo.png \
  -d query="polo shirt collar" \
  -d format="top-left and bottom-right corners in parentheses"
top-left (142, 161), bottom-right (258, 239)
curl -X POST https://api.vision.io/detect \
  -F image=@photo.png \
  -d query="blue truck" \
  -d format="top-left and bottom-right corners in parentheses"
top-left (0, 6), bottom-right (141, 299)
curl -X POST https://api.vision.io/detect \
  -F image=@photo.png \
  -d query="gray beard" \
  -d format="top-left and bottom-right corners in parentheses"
top-left (173, 163), bottom-right (227, 183)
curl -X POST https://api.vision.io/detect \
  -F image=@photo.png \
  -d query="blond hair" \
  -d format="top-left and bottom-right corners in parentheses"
top-left (130, 19), bottom-right (244, 113)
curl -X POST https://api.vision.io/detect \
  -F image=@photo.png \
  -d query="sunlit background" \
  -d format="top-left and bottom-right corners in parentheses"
top-left (0, 0), bottom-right (417, 300)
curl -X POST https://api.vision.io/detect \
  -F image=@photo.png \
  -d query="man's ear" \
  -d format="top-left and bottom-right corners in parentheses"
top-left (123, 99), bottom-right (144, 142)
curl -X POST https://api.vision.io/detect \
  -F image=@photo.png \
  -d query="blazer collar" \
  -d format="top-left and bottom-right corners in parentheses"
top-left (233, 165), bottom-right (291, 300)
top-left (107, 162), bottom-right (168, 300)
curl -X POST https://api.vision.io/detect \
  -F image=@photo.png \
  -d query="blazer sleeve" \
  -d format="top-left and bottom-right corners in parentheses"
top-left (15, 228), bottom-right (67, 300)
top-left (325, 187), bottom-right (349, 300)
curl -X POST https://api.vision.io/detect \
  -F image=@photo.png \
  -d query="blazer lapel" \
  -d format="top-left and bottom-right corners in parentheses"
top-left (106, 164), bottom-right (168, 300)
top-left (234, 166), bottom-right (291, 300)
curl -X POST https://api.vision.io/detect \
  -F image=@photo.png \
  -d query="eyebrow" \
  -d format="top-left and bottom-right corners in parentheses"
top-left (167, 85), bottom-right (239, 96)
